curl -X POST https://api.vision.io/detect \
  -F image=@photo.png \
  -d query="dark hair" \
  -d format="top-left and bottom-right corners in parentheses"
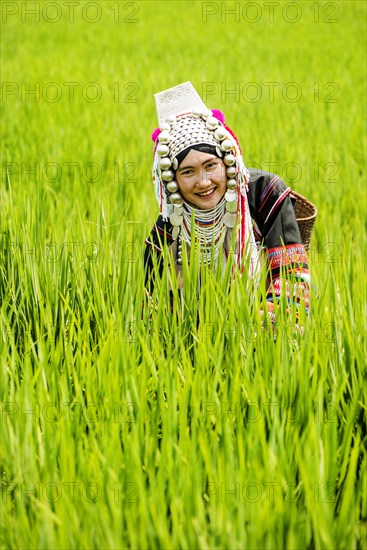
top-left (175, 143), bottom-right (219, 168)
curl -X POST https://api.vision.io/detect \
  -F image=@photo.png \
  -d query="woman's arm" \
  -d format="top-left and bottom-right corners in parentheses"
top-left (247, 169), bottom-right (310, 314)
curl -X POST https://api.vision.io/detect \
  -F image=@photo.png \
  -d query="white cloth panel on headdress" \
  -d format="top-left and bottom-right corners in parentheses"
top-left (154, 82), bottom-right (207, 126)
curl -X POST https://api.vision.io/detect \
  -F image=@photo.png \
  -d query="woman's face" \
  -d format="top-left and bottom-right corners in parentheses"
top-left (175, 149), bottom-right (227, 210)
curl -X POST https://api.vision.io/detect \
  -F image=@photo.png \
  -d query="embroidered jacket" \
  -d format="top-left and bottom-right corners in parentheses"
top-left (144, 169), bottom-right (310, 312)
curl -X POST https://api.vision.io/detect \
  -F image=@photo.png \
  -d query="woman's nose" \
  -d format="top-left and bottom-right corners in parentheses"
top-left (196, 170), bottom-right (210, 187)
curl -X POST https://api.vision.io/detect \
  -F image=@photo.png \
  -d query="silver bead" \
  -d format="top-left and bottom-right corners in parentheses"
top-left (191, 108), bottom-right (201, 117)
top-left (226, 166), bottom-right (237, 178)
top-left (221, 139), bottom-right (232, 152)
top-left (215, 146), bottom-right (223, 157)
top-left (178, 244), bottom-right (182, 251)
top-left (170, 192), bottom-right (184, 206)
top-left (177, 257), bottom-right (182, 265)
top-left (226, 178), bottom-right (237, 190)
top-left (172, 158), bottom-right (178, 170)
top-left (201, 109), bottom-right (212, 119)
top-left (159, 122), bottom-right (170, 131)
top-left (206, 116), bottom-right (219, 130)
top-left (162, 170), bottom-right (174, 182)
top-left (214, 127), bottom-right (226, 141)
top-left (223, 154), bottom-right (235, 166)
top-left (166, 180), bottom-right (178, 193)
top-left (159, 157), bottom-right (172, 170)
top-left (158, 130), bottom-right (171, 144)
top-left (157, 144), bottom-right (169, 156)
top-left (165, 116), bottom-right (176, 124)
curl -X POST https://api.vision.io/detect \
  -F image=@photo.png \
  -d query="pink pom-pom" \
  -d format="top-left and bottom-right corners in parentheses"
top-left (211, 109), bottom-right (226, 124)
top-left (151, 128), bottom-right (161, 142)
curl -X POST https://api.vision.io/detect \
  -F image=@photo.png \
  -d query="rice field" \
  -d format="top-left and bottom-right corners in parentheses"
top-left (1, 1), bottom-right (366, 548)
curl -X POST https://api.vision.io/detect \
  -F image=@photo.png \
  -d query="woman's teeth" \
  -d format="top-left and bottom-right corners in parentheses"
top-left (197, 188), bottom-right (215, 197)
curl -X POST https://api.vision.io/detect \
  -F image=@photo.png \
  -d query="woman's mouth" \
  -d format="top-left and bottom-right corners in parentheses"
top-left (195, 187), bottom-right (216, 198)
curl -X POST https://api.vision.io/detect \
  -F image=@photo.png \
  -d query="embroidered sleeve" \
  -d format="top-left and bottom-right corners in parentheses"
top-left (247, 169), bottom-right (311, 312)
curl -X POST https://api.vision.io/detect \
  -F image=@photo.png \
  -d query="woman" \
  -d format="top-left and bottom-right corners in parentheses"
top-left (144, 82), bottom-right (310, 320)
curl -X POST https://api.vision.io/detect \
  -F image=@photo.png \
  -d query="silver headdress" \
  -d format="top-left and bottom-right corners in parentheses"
top-left (151, 81), bottom-right (259, 277)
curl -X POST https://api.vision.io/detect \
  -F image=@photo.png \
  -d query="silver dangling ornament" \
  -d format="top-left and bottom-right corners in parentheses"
top-left (159, 157), bottom-right (172, 170)
top-left (225, 200), bottom-right (238, 213)
top-left (166, 180), bottom-right (178, 193)
top-left (226, 178), bottom-right (237, 190)
top-left (206, 116), bottom-right (219, 130)
top-left (162, 170), bottom-right (174, 182)
top-left (221, 139), bottom-right (232, 152)
top-left (225, 189), bottom-right (238, 214)
top-left (226, 166), bottom-right (237, 178)
top-left (170, 212), bottom-right (183, 226)
top-left (158, 130), bottom-right (171, 144)
top-left (214, 127), bottom-right (227, 141)
top-left (157, 144), bottom-right (169, 156)
top-left (170, 192), bottom-right (184, 206)
top-left (223, 212), bottom-right (236, 228)
top-left (177, 235), bottom-right (183, 265)
top-left (172, 226), bottom-right (180, 240)
top-left (223, 154), bottom-right (235, 166)
top-left (173, 205), bottom-right (183, 215)
top-left (225, 190), bottom-right (237, 202)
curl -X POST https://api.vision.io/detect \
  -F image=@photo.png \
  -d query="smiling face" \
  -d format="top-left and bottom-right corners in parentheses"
top-left (175, 149), bottom-right (227, 210)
